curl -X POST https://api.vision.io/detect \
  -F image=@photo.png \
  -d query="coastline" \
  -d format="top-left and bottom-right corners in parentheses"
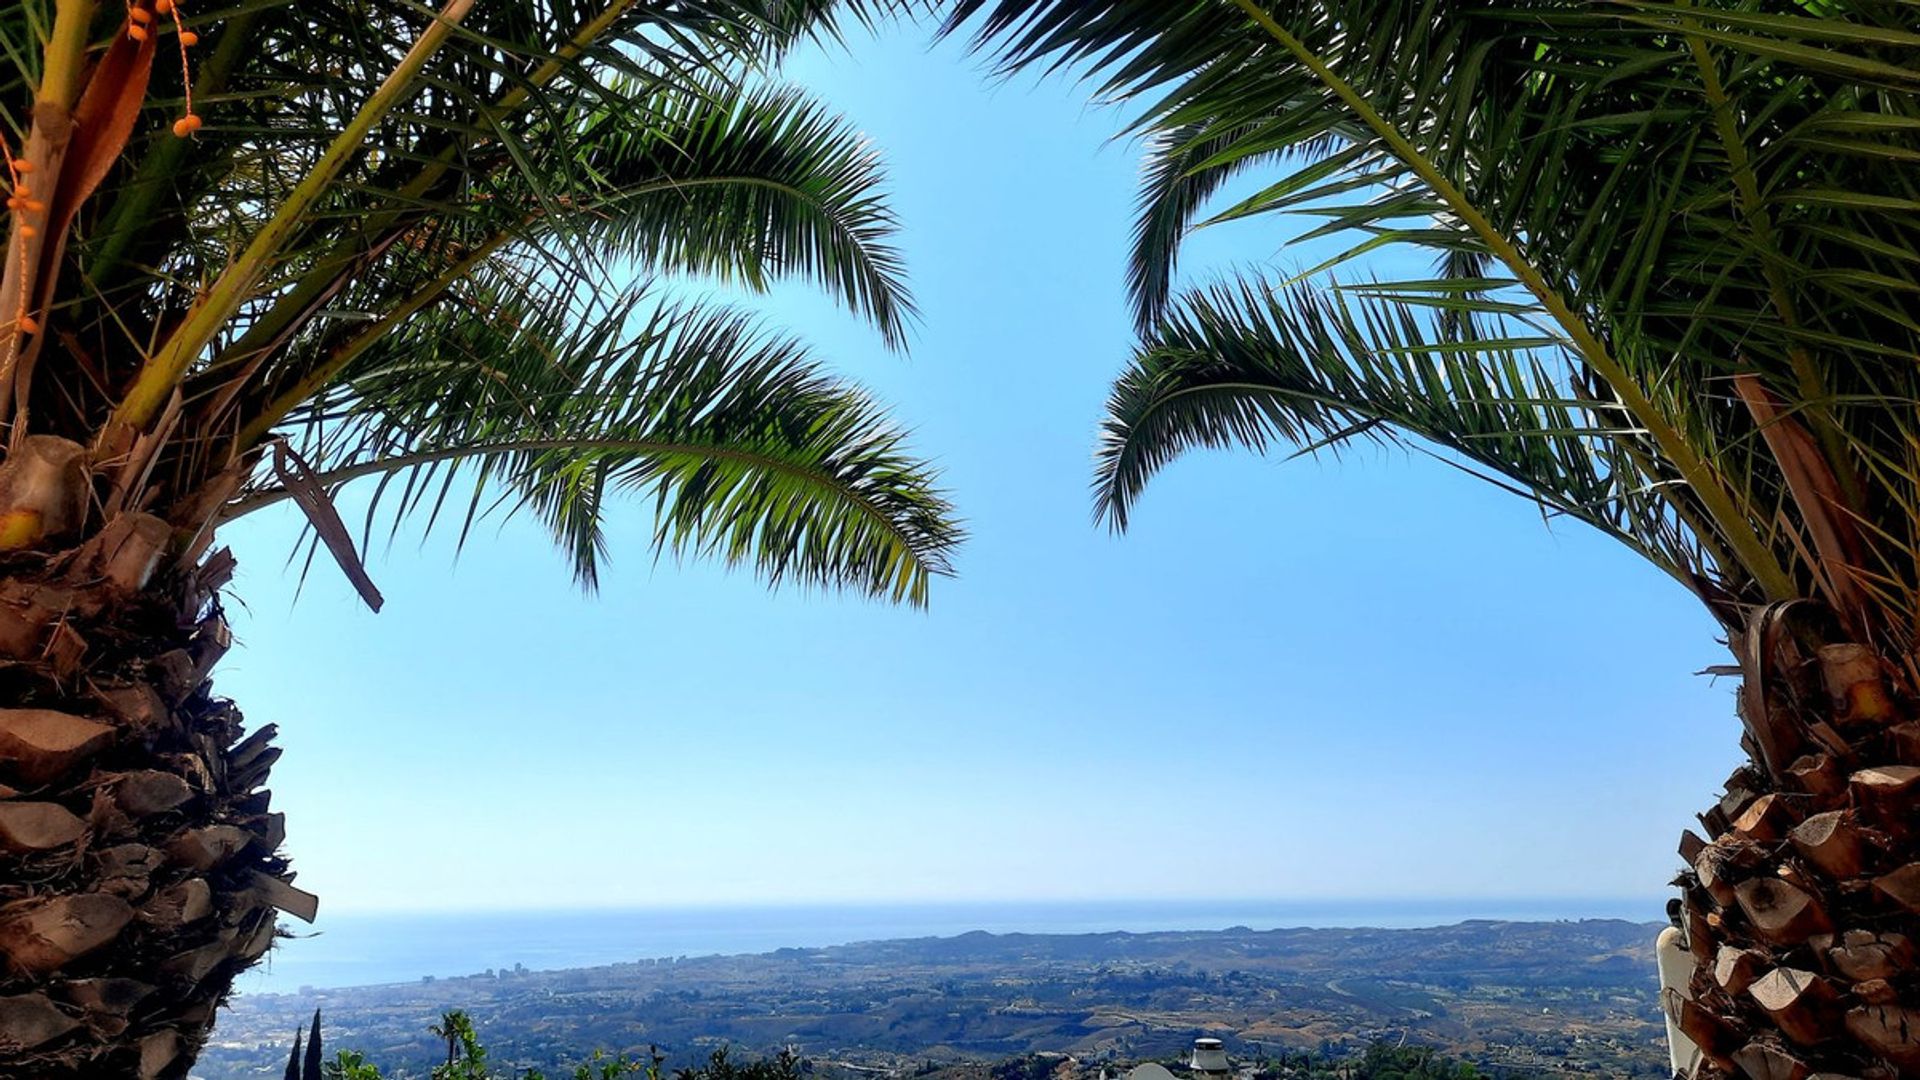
top-left (240, 897), bottom-right (1662, 996)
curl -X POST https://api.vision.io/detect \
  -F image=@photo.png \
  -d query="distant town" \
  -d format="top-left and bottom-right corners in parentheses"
top-left (196, 920), bottom-right (1671, 1078)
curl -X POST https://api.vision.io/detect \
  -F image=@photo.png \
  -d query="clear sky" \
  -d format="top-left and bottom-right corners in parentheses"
top-left (216, 20), bottom-right (1740, 915)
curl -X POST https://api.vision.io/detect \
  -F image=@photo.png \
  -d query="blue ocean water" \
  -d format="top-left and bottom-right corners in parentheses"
top-left (237, 897), bottom-right (1661, 997)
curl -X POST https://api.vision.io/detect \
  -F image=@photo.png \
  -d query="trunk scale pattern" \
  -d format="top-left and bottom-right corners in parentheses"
top-left (1674, 607), bottom-right (1920, 1078)
top-left (0, 437), bottom-right (310, 1078)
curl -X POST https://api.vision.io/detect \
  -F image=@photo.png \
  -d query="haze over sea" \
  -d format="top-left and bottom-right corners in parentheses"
top-left (237, 898), bottom-right (1660, 996)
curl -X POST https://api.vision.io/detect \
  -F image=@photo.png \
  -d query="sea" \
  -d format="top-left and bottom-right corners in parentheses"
top-left (235, 897), bottom-right (1662, 997)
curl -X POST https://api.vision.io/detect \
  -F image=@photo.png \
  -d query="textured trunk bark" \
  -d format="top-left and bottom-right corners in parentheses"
top-left (0, 507), bottom-right (311, 1077)
top-left (1672, 612), bottom-right (1920, 1078)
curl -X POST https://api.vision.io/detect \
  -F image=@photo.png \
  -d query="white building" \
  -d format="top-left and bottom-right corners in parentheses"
top-left (1188, 1039), bottom-right (1230, 1080)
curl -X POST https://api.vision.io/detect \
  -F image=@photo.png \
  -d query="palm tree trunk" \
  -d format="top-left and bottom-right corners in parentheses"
top-left (0, 439), bottom-right (308, 1079)
top-left (1673, 609), bottom-right (1920, 1078)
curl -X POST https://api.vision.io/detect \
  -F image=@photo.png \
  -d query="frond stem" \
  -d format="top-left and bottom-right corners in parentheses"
top-left (206, 0), bottom-right (638, 382)
top-left (39, 0), bottom-right (97, 109)
top-left (106, 0), bottom-right (479, 435)
top-left (229, 231), bottom-right (514, 454)
top-left (1681, 24), bottom-right (1861, 511)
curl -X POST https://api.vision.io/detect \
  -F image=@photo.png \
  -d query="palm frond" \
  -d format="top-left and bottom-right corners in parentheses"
top-left (212, 70), bottom-right (917, 452)
top-left (1099, 277), bottom-right (1718, 593)
top-left (1129, 116), bottom-right (1345, 333)
top-left (959, 0), bottom-right (1920, 641)
top-left (0, 0), bottom-right (955, 609)
top-left (241, 288), bottom-right (959, 604)
top-left (565, 76), bottom-right (916, 348)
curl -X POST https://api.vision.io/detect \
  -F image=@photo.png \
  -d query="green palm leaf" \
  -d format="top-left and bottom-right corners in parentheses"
top-left (0, 0), bottom-right (955, 608)
top-left (567, 76), bottom-right (916, 348)
top-left (1099, 278), bottom-right (1717, 591)
top-left (240, 286), bottom-right (958, 603)
top-left (958, 0), bottom-right (1920, 638)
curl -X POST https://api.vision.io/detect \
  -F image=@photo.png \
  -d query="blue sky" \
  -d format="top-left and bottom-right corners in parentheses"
top-left (217, 21), bottom-right (1740, 914)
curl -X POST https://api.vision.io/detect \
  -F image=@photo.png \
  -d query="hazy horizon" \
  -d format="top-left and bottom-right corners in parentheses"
top-left (283, 892), bottom-right (1670, 918)
top-left (240, 896), bottom-right (1668, 996)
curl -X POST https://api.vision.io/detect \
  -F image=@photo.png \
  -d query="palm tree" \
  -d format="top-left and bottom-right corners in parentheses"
top-left (0, 0), bottom-right (957, 1074)
top-left (952, 1), bottom-right (1920, 1075)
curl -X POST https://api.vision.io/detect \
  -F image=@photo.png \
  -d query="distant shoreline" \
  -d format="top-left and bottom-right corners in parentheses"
top-left (240, 898), bottom-right (1664, 997)
top-left (205, 916), bottom-right (1676, 1080)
